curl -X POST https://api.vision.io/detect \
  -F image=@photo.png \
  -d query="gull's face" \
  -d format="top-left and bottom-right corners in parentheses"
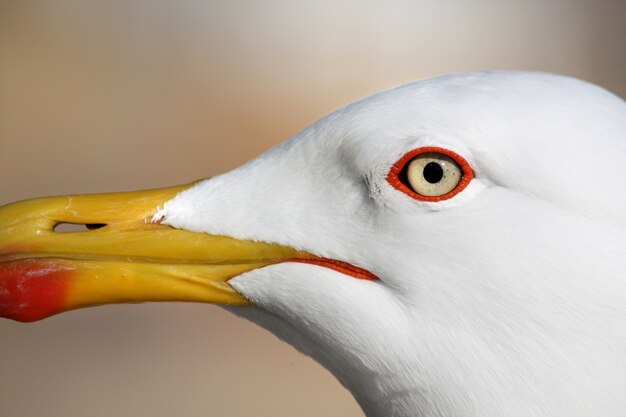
top-left (152, 72), bottom-right (626, 403)
top-left (154, 72), bottom-right (626, 409)
top-left (2, 71), bottom-right (625, 415)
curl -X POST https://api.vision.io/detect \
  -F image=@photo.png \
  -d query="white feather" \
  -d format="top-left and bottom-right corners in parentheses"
top-left (157, 71), bottom-right (626, 417)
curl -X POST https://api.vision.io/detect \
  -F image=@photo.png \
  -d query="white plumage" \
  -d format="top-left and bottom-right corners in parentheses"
top-left (153, 71), bottom-right (626, 416)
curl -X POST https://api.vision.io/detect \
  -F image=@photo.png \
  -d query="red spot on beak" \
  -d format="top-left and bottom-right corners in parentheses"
top-left (0, 260), bottom-right (72, 322)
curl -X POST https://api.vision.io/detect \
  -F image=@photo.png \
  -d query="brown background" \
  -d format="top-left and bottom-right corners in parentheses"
top-left (1, 1), bottom-right (624, 416)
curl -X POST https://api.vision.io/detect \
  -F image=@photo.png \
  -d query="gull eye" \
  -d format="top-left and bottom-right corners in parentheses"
top-left (387, 147), bottom-right (474, 202)
top-left (407, 153), bottom-right (460, 196)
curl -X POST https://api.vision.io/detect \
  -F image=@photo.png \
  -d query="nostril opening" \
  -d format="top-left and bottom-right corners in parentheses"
top-left (53, 223), bottom-right (107, 233)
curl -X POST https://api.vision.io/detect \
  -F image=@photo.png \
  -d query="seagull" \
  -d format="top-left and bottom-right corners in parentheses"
top-left (1, 71), bottom-right (625, 417)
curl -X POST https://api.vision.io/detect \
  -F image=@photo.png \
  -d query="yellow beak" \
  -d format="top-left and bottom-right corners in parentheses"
top-left (0, 182), bottom-right (311, 322)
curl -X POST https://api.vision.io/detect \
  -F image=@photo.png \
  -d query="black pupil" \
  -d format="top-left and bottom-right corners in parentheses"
top-left (423, 162), bottom-right (444, 184)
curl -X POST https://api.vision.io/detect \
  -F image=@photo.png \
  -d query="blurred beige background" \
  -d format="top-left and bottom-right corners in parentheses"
top-left (0, 1), bottom-right (624, 416)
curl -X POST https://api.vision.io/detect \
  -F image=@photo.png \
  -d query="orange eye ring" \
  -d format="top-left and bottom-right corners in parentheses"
top-left (386, 146), bottom-right (474, 202)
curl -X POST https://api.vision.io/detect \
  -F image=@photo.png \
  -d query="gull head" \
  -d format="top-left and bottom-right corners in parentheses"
top-left (2, 71), bottom-right (626, 417)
